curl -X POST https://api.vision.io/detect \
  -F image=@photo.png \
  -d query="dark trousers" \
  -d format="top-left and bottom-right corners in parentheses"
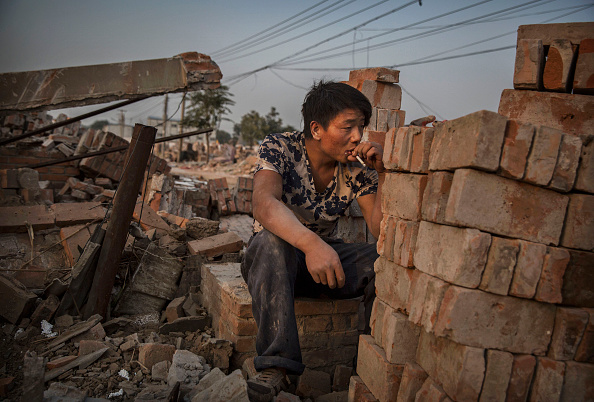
top-left (240, 229), bottom-right (378, 375)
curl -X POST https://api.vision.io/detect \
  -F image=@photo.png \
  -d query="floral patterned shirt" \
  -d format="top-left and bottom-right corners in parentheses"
top-left (254, 131), bottom-right (378, 237)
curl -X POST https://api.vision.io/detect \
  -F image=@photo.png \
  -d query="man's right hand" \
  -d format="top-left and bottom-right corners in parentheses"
top-left (304, 238), bottom-right (345, 289)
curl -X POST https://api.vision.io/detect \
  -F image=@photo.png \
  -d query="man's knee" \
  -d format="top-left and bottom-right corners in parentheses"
top-left (241, 230), bottom-right (296, 280)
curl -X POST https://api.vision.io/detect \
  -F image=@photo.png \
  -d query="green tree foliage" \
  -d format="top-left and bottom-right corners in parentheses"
top-left (238, 107), bottom-right (294, 146)
top-left (216, 129), bottom-right (232, 144)
top-left (183, 85), bottom-right (235, 130)
top-left (90, 119), bottom-right (109, 130)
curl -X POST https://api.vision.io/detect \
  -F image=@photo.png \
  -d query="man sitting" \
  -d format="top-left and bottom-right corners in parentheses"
top-left (241, 80), bottom-right (386, 401)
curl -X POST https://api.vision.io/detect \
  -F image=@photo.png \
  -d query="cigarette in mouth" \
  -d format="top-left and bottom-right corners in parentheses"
top-left (356, 155), bottom-right (365, 165)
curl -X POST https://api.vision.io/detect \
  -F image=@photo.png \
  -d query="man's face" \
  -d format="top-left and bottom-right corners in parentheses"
top-left (313, 108), bottom-right (365, 163)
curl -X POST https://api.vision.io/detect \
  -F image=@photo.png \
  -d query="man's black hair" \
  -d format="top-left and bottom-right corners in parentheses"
top-left (301, 80), bottom-right (372, 139)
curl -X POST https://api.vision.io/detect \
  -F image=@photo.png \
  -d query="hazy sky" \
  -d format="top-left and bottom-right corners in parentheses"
top-left (1, 0), bottom-right (592, 133)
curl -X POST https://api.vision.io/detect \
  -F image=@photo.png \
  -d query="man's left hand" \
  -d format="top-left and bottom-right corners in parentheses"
top-left (348, 141), bottom-right (385, 173)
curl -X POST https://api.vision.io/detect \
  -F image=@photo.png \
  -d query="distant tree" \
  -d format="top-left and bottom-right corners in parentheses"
top-left (90, 119), bottom-right (109, 130)
top-left (238, 107), bottom-right (294, 146)
top-left (216, 129), bottom-right (232, 144)
top-left (182, 85), bottom-right (235, 130)
top-left (239, 111), bottom-right (267, 147)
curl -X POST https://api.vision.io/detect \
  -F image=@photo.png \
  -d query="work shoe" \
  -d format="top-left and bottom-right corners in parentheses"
top-left (247, 367), bottom-right (289, 402)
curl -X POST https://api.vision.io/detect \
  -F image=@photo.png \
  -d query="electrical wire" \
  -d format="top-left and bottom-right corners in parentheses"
top-left (211, 0), bottom-right (332, 57)
top-left (218, 0), bottom-right (390, 63)
top-left (216, 0), bottom-right (355, 60)
top-left (278, 0), bottom-right (549, 66)
top-left (400, 84), bottom-right (443, 120)
top-left (224, 0), bottom-right (419, 84)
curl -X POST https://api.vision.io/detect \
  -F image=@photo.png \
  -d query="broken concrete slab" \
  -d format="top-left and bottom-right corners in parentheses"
top-left (187, 232), bottom-right (243, 257)
top-left (0, 52), bottom-right (222, 113)
top-left (0, 274), bottom-right (37, 324)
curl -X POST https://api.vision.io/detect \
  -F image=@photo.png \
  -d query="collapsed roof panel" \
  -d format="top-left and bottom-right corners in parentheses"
top-left (0, 52), bottom-right (222, 114)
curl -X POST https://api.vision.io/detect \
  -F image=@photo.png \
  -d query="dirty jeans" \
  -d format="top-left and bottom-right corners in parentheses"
top-left (240, 229), bottom-right (378, 375)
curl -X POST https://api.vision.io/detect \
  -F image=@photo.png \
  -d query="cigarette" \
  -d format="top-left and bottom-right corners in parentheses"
top-left (356, 155), bottom-right (365, 165)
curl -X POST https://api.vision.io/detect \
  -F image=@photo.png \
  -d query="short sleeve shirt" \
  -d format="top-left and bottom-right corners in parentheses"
top-left (254, 131), bottom-right (378, 237)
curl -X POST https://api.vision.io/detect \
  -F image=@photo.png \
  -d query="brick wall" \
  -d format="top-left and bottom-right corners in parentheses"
top-left (351, 23), bottom-right (593, 402)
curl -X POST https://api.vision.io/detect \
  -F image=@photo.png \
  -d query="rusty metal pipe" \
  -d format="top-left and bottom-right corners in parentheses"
top-left (0, 97), bottom-right (149, 146)
top-left (83, 124), bottom-right (156, 320)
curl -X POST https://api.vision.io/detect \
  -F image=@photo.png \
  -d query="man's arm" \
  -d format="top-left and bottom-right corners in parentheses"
top-left (348, 140), bottom-right (385, 239)
top-left (252, 169), bottom-right (346, 288)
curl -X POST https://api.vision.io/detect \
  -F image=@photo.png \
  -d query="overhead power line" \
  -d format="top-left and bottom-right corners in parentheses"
top-left (211, 0), bottom-right (332, 57)
top-left (278, 0), bottom-right (549, 66)
top-left (218, 0), bottom-right (390, 63)
top-left (224, 0), bottom-right (419, 85)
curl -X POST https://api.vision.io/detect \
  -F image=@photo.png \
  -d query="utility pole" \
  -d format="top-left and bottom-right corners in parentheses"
top-left (160, 94), bottom-right (168, 157)
top-left (119, 110), bottom-right (125, 139)
top-left (177, 93), bottom-right (186, 163)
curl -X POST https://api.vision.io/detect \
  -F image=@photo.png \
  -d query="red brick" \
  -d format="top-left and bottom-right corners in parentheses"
top-left (376, 109), bottom-right (405, 133)
top-left (0, 205), bottom-right (55, 233)
top-left (498, 120), bottom-right (535, 180)
top-left (480, 349), bottom-right (513, 402)
top-left (46, 355), bottom-right (77, 371)
top-left (348, 375), bottom-right (379, 402)
top-left (575, 308), bottom-right (594, 362)
top-left (187, 231), bottom-right (243, 257)
top-left (0, 169), bottom-right (19, 188)
top-left (524, 126), bottom-right (563, 186)
top-left (513, 39), bottom-right (544, 90)
top-left (573, 38), bottom-right (594, 95)
top-left (374, 257), bottom-right (414, 314)
top-left (415, 377), bottom-right (448, 401)
top-left (349, 67), bottom-right (400, 85)
top-left (562, 249), bottom-right (594, 308)
top-left (382, 309), bottom-right (420, 365)
top-left (543, 39), bottom-right (577, 92)
top-left (357, 335), bottom-right (403, 402)
top-left (548, 307), bottom-right (589, 361)
top-left (428, 110), bottom-right (507, 172)
top-left (396, 362), bottom-right (428, 402)
top-left (574, 139), bottom-right (594, 194)
top-left (133, 201), bottom-right (170, 233)
top-left (479, 237), bottom-right (519, 296)
top-left (51, 202), bottom-right (105, 227)
top-left (407, 270), bottom-right (430, 325)
top-left (420, 276), bottom-right (449, 332)
top-left (498, 89), bottom-right (594, 141)
top-left (370, 298), bottom-right (386, 345)
top-left (410, 127), bottom-right (434, 174)
top-left (138, 343), bottom-right (176, 369)
top-left (444, 169), bottom-right (569, 245)
top-left (383, 127), bottom-right (412, 171)
top-left (549, 134), bottom-right (582, 192)
top-left (392, 219), bottom-right (419, 267)
top-left (382, 173), bottom-right (427, 221)
top-left (416, 329), bottom-right (485, 401)
top-left (294, 298), bottom-right (334, 316)
top-left (360, 80), bottom-right (402, 110)
top-left (509, 240), bottom-right (547, 299)
top-left (535, 247), bottom-right (570, 304)
top-left (529, 357), bottom-right (565, 402)
top-left (560, 361), bottom-right (594, 401)
top-left (421, 171), bottom-right (453, 224)
top-left (413, 221), bottom-right (491, 288)
top-left (377, 215), bottom-right (397, 261)
top-left (506, 354), bottom-right (536, 402)
top-left (560, 194), bottom-right (594, 251)
top-left (434, 286), bottom-right (555, 355)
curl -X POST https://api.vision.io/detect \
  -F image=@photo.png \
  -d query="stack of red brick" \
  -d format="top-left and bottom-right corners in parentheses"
top-left (0, 112), bottom-right (82, 192)
top-left (350, 23), bottom-right (593, 402)
top-left (197, 262), bottom-right (362, 375)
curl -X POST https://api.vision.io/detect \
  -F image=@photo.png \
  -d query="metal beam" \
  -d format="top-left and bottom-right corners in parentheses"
top-left (0, 52), bottom-right (222, 114)
top-left (84, 124), bottom-right (157, 320)
top-left (24, 127), bottom-right (214, 169)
